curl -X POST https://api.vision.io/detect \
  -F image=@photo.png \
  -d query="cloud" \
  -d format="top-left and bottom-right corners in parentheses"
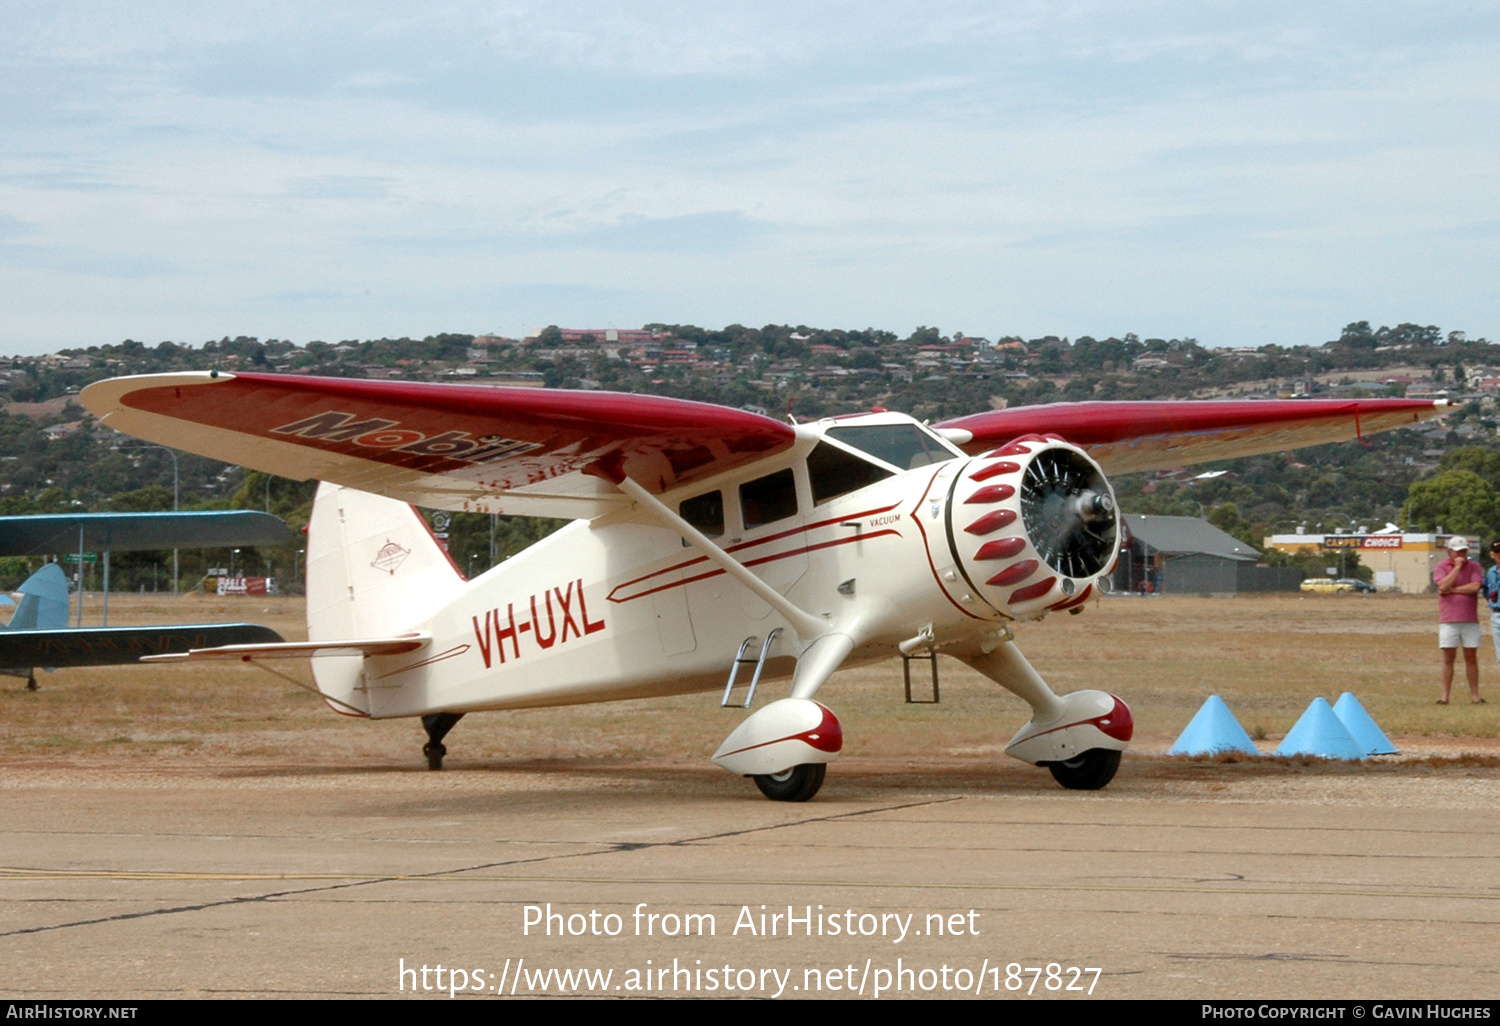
top-left (0, 2), bottom-right (1498, 351)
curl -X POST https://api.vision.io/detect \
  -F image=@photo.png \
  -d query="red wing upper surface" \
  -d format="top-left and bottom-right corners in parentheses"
top-left (935, 398), bottom-right (1449, 475)
top-left (82, 372), bottom-right (795, 519)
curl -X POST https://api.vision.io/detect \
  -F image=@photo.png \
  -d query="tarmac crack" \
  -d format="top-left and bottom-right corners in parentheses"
top-left (1161, 951), bottom-right (1488, 970)
top-left (0, 797), bottom-right (961, 937)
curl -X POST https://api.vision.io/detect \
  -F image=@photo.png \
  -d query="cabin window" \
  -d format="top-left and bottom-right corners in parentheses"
top-left (825, 424), bottom-right (956, 470)
top-left (740, 468), bottom-right (798, 529)
top-left (807, 441), bottom-right (892, 505)
top-left (679, 490), bottom-right (724, 538)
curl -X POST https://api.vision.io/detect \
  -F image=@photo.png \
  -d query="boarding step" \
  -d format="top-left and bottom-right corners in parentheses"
top-left (903, 651), bottom-right (940, 704)
top-left (721, 628), bottom-right (782, 709)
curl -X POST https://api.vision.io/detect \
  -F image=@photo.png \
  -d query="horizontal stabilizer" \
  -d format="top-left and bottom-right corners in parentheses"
top-left (0, 623), bottom-right (284, 669)
top-left (143, 633), bottom-right (429, 663)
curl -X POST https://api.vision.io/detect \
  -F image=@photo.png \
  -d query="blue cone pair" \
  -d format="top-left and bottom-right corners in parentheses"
top-left (1169, 693), bottom-right (1397, 759)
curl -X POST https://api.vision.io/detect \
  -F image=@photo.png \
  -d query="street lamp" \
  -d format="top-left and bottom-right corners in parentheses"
top-left (110, 441), bottom-right (180, 595)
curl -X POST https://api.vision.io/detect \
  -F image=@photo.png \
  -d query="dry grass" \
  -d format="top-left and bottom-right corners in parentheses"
top-left (3, 591), bottom-right (1497, 768)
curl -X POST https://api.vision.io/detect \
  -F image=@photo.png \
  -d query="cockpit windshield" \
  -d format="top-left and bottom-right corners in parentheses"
top-left (824, 423), bottom-right (958, 471)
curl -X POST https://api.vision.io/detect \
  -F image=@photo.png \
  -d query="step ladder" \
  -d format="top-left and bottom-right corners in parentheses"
top-left (721, 628), bottom-right (782, 708)
top-left (903, 651), bottom-right (940, 704)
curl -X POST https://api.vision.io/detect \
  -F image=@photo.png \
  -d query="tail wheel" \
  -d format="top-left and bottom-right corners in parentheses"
top-left (1047, 748), bottom-right (1121, 790)
top-left (753, 763), bottom-right (826, 802)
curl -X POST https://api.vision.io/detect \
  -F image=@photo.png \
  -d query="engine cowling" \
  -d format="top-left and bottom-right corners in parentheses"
top-left (946, 435), bottom-right (1121, 620)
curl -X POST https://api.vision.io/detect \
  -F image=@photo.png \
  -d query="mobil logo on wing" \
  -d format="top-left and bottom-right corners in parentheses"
top-left (272, 411), bottom-right (541, 469)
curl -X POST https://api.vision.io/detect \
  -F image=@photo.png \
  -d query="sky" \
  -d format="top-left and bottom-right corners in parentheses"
top-left (2, 1), bottom-right (1498, 354)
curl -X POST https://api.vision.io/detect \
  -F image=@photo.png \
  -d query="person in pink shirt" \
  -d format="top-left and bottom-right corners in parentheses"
top-left (1434, 535), bottom-right (1484, 705)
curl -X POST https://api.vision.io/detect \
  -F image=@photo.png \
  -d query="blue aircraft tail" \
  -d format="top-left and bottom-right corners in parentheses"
top-left (4, 564), bottom-right (69, 632)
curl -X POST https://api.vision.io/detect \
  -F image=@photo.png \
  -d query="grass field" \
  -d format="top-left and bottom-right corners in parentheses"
top-left (3, 590), bottom-right (1497, 768)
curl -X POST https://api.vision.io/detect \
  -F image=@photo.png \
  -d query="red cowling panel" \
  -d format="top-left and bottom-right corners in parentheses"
top-left (963, 509), bottom-right (1017, 535)
top-left (974, 537), bottom-right (1027, 561)
top-left (964, 483), bottom-right (1015, 504)
top-left (935, 399), bottom-right (1447, 475)
top-left (1008, 576), bottom-right (1057, 605)
top-left (986, 559), bottom-right (1038, 587)
top-left (969, 460), bottom-right (1020, 482)
top-left (113, 372), bottom-right (795, 496)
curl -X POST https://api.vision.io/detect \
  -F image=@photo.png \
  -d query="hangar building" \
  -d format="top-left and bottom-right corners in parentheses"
top-left (1113, 514), bottom-right (1302, 596)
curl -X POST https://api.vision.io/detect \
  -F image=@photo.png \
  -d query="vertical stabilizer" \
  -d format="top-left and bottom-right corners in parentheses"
top-left (4, 564), bottom-right (69, 631)
top-left (305, 483), bottom-right (466, 713)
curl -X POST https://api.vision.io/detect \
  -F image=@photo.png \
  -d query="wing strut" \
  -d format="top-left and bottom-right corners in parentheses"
top-left (612, 476), bottom-right (828, 640)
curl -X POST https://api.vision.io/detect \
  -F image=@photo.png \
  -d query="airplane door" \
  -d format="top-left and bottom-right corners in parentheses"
top-left (652, 567), bottom-right (698, 655)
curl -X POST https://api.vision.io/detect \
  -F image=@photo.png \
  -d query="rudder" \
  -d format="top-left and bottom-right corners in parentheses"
top-left (4, 564), bottom-right (70, 631)
top-left (305, 483), bottom-right (466, 714)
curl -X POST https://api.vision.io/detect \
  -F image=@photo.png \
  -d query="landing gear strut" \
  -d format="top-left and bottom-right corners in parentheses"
top-left (421, 712), bottom-right (464, 770)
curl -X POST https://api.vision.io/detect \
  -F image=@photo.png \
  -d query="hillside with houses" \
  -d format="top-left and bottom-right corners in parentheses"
top-left (3, 320), bottom-right (1499, 592)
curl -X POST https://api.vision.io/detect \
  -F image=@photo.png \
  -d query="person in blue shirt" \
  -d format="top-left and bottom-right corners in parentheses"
top-left (1485, 541), bottom-right (1500, 673)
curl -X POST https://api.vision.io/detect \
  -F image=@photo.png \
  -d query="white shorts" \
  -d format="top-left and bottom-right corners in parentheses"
top-left (1440, 622), bottom-right (1482, 649)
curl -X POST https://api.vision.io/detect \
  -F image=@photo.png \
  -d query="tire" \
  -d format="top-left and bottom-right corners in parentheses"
top-left (752, 763), bottom-right (827, 802)
top-left (1047, 748), bottom-right (1121, 790)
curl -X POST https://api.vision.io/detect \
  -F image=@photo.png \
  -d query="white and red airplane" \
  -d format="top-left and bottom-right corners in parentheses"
top-left (81, 372), bottom-right (1445, 800)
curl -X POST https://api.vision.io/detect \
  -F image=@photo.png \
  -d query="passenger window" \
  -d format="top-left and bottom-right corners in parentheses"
top-left (740, 469), bottom-right (798, 529)
top-left (679, 490), bottom-right (724, 538)
top-left (807, 441), bottom-right (892, 505)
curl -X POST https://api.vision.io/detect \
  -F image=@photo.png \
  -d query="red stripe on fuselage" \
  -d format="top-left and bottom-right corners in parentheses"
top-left (607, 529), bottom-right (903, 604)
top-left (606, 501), bottom-right (902, 602)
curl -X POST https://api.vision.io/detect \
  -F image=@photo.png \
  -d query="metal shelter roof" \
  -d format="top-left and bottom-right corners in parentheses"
top-left (0, 511), bottom-right (298, 556)
top-left (1123, 514), bottom-right (1260, 562)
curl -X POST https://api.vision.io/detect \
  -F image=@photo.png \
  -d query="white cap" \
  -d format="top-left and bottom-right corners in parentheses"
top-left (1447, 536), bottom-right (1470, 551)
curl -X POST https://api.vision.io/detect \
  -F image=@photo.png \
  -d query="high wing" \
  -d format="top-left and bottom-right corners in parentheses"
top-left (82, 373), bottom-right (796, 519)
top-left (935, 398), bottom-right (1450, 475)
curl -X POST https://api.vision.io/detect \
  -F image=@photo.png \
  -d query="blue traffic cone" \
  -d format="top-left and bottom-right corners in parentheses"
top-left (1274, 697), bottom-right (1366, 760)
top-left (1332, 693), bottom-right (1398, 756)
top-left (1169, 695), bottom-right (1260, 756)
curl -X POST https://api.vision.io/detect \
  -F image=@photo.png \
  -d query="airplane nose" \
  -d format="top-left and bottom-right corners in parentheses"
top-left (947, 438), bottom-right (1121, 619)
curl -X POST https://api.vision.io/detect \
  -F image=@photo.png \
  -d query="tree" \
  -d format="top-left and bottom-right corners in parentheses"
top-left (1206, 502), bottom-right (1259, 550)
top-left (1438, 446), bottom-right (1500, 490)
top-left (1402, 470), bottom-right (1500, 539)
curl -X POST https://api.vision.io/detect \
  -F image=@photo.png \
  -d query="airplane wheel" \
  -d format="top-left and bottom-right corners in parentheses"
top-left (423, 742), bottom-right (446, 771)
top-left (1048, 748), bottom-right (1121, 790)
top-left (753, 763), bottom-right (826, 802)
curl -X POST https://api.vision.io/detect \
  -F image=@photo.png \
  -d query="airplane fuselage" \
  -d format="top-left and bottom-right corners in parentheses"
top-left (323, 416), bottom-right (1010, 718)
